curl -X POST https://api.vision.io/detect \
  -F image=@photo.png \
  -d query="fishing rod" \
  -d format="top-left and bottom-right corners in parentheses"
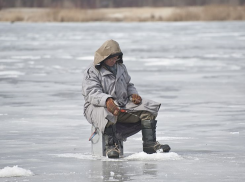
top-left (119, 109), bottom-right (139, 118)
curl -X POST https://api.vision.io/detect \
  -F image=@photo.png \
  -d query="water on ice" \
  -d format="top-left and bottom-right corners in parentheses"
top-left (0, 22), bottom-right (245, 182)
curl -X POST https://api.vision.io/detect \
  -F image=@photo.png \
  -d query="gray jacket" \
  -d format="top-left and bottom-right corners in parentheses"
top-left (81, 40), bottom-right (161, 133)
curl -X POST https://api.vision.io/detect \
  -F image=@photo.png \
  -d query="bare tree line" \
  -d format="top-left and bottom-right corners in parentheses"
top-left (1, 0), bottom-right (245, 9)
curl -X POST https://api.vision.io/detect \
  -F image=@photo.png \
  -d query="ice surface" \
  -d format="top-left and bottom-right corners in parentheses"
top-left (0, 71), bottom-right (25, 77)
top-left (0, 59), bottom-right (22, 63)
top-left (56, 152), bottom-right (182, 161)
top-left (124, 152), bottom-right (182, 161)
top-left (76, 56), bottom-right (94, 60)
top-left (56, 153), bottom-right (97, 160)
top-left (0, 166), bottom-right (34, 178)
top-left (11, 56), bottom-right (41, 60)
top-left (132, 137), bottom-right (193, 141)
top-left (110, 171), bottom-right (114, 176)
top-left (0, 22), bottom-right (245, 182)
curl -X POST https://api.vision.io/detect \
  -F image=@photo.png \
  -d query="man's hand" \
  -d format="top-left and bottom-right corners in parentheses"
top-left (131, 94), bottom-right (142, 105)
top-left (106, 98), bottom-right (120, 116)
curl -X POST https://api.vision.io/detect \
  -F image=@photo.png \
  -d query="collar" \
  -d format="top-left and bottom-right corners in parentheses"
top-left (100, 66), bottom-right (113, 76)
top-left (100, 63), bottom-right (125, 79)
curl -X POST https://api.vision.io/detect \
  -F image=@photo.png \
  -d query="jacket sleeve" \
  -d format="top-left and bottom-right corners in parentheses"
top-left (82, 68), bottom-right (112, 107)
top-left (124, 65), bottom-right (138, 96)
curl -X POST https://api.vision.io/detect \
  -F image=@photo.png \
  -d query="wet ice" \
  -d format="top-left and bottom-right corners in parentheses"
top-left (0, 22), bottom-right (245, 182)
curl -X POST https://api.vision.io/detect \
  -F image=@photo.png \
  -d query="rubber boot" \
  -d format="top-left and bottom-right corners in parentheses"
top-left (104, 125), bottom-right (120, 158)
top-left (141, 120), bottom-right (171, 154)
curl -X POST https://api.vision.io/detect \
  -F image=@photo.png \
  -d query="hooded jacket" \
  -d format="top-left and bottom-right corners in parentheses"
top-left (82, 40), bottom-right (161, 136)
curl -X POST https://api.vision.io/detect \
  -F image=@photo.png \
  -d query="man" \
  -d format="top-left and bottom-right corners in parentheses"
top-left (82, 39), bottom-right (170, 158)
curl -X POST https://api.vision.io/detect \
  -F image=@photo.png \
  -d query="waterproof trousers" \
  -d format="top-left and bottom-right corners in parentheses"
top-left (106, 111), bottom-right (156, 127)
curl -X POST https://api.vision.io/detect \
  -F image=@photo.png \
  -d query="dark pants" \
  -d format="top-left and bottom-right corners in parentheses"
top-left (106, 111), bottom-right (156, 127)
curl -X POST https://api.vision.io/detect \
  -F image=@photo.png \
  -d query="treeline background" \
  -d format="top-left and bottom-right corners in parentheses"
top-left (1, 0), bottom-right (245, 9)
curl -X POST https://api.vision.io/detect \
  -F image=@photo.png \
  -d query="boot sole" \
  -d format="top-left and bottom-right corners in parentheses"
top-left (143, 145), bottom-right (171, 154)
top-left (107, 151), bottom-right (120, 158)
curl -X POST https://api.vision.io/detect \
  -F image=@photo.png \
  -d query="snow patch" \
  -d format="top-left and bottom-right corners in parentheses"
top-left (56, 152), bottom-right (182, 161)
top-left (43, 55), bottom-right (51, 58)
top-left (56, 153), bottom-right (124, 161)
top-left (124, 152), bottom-right (182, 161)
top-left (76, 56), bottom-right (94, 61)
top-left (131, 136), bottom-right (193, 141)
top-left (33, 73), bottom-right (47, 76)
top-left (204, 53), bottom-right (244, 59)
top-left (230, 132), bottom-right (239, 135)
top-left (0, 114), bottom-right (8, 116)
top-left (0, 71), bottom-right (25, 77)
top-left (0, 59), bottom-right (22, 63)
top-left (28, 61), bottom-right (35, 64)
top-left (56, 153), bottom-right (97, 160)
top-left (144, 58), bottom-right (223, 67)
top-left (143, 58), bottom-right (241, 70)
top-left (158, 136), bottom-right (193, 140)
top-left (157, 149), bottom-right (163, 153)
top-left (52, 65), bottom-right (63, 69)
top-left (59, 55), bottom-right (73, 59)
top-left (0, 166), bottom-right (34, 178)
top-left (123, 57), bottom-right (138, 61)
top-left (11, 56), bottom-right (41, 60)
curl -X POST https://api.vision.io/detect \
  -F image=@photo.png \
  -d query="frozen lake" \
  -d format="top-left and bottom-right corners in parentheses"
top-left (0, 22), bottom-right (245, 182)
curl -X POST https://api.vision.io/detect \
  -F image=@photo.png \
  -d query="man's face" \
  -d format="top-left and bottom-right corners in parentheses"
top-left (104, 56), bottom-right (119, 67)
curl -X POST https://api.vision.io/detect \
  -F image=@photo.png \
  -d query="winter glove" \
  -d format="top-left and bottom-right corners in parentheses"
top-left (131, 94), bottom-right (142, 105)
top-left (106, 98), bottom-right (120, 116)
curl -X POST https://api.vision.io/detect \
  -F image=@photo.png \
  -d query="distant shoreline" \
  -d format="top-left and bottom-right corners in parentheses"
top-left (0, 6), bottom-right (245, 22)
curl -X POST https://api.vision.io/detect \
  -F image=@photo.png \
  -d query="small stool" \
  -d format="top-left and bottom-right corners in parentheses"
top-left (90, 126), bottom-right (123, 157)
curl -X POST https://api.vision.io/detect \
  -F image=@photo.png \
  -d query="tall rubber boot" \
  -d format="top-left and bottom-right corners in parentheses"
top-left (141, 120), bottom-right (171, 154)
top-left (104, 125), bottom-right (120, 158)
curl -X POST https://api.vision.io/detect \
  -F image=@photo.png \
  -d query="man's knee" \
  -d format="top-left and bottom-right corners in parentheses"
top-left (117, 112), bottom-right (140, 123)
top-left (139, 111), bottom-right (156, 121)
top-left (106, 120), bottom-right (115, 127)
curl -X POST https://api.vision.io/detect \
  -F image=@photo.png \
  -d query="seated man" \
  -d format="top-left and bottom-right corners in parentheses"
top-left (82, 39), bottom-right (170, 158)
